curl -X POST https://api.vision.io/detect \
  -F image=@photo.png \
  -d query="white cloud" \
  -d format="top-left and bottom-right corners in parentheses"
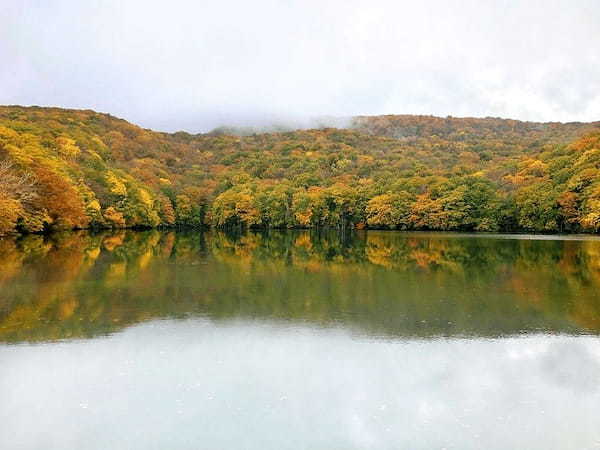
top-left (1, 0), bottom-right (599, 131)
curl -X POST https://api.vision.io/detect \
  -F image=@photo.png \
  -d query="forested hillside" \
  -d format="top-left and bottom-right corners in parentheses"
top-left (1, 105), bottom-right (600, 235)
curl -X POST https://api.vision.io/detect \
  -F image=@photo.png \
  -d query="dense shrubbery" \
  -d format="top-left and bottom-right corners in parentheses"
top-left (1, 105), bottom-right (599, 235)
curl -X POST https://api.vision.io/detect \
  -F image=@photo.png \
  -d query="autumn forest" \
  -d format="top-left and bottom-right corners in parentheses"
top-left (1, 105), bottom-right (600, 236)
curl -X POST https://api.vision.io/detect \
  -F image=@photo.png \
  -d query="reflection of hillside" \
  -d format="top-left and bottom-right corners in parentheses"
top-left (1, 230), bottom-right (600, 343)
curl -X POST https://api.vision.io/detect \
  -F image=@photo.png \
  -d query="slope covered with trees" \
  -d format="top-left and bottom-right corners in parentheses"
top-left (1, 105), bottom-right (599, 235)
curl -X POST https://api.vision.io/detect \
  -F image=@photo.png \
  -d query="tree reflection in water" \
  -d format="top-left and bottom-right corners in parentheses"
top-left (1, 230), bottom-right (599, 343)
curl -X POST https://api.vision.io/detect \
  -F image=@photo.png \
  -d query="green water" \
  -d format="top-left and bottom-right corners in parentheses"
top-left (1, 230), bottom-right (600, 449)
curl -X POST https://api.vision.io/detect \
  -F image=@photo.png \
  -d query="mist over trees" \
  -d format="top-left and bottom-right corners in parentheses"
top-left (1, 105), bottom-right (600, 235)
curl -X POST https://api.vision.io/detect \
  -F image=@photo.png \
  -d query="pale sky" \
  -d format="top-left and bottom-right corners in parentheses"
top-left (2, 0), bottom-right (599, 132)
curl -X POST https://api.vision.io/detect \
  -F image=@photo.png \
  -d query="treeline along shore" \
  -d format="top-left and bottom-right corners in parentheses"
top-left (1, 105), bottom-right (600, 235)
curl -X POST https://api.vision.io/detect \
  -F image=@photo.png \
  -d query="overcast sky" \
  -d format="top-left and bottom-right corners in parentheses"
top-left (2, 0), bottom-right (599, 132)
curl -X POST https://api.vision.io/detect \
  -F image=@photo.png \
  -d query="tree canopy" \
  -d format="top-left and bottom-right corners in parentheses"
top-left (1, 105), bottom-right (600, 235)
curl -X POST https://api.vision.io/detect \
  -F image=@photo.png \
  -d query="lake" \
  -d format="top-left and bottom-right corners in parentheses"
top-left (1, 230), bottom-right (600, 449)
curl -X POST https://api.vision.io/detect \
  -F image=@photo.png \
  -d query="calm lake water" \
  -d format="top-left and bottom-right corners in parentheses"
top-left (1, 230), bottom-right (600, 449)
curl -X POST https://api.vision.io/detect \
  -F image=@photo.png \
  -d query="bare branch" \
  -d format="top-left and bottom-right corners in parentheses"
top-left (0, 159), bottom-right (38, 203)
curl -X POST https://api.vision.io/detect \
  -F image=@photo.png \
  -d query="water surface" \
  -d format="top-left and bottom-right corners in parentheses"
top-left (1, 230), bottom-right (600, 449)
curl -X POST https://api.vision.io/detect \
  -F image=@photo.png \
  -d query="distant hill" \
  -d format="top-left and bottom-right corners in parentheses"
top-left (351, 114), bottom-right (599, 141)
top-left (1, 105), bottom-right (599, 235)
